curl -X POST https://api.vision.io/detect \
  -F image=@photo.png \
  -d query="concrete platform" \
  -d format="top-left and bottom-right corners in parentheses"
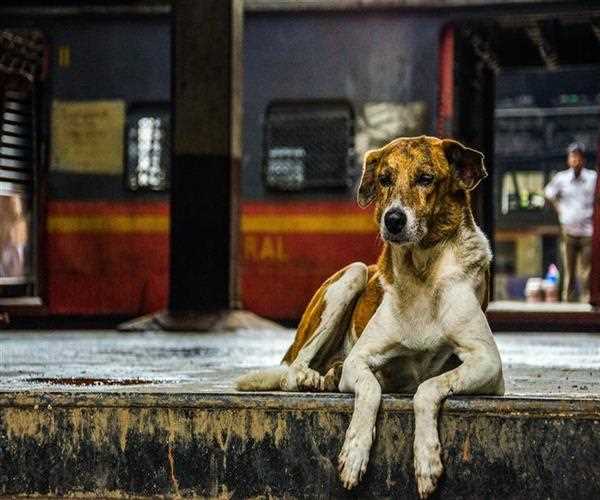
top-left (487, 301), bottom-right (600, 332)
top-left (488, 300), bottom-right (594, 313)
top-left (1, 330), bottom-right (600, 498)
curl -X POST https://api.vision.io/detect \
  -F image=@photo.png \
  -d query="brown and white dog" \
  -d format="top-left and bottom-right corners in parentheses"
top-left (237, 136), bottom-right (505, 498)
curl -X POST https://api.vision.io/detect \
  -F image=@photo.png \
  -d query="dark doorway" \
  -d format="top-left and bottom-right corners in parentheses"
top-left (452, 15), bottom-right (600, 326)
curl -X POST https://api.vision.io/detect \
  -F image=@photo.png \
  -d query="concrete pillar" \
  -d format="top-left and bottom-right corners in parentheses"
top-left (121, 0), bottom-right (278, 330)
top-left (170, 0), bottom-right (243, 313)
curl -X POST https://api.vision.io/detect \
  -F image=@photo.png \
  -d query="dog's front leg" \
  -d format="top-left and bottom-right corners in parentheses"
top-left (336, 304), bottom-right (400, 490)
top-left (337, 354), bottom-right (381, 489)
top-left (413, 287), bottom-right (504, 498)
top-left (412, 354), bottom-right (502, 498)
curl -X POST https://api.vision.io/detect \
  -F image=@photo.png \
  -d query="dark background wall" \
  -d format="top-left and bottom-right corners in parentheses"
top-left (242, 12), bottom-right (443, 199)
top-left (46, 19), bottom-right (171, 201)
top-left (1, 9), bottom-right (445, 316)
top-left (50, 21), bottom-right (170, 102)
top-left (496, 66), bottom-right (600, 109)
top-left (14, 12), bottom-right (443, 202)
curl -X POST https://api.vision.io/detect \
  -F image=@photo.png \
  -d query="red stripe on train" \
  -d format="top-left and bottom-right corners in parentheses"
top-left (45, 200), bottom-right (379, 318)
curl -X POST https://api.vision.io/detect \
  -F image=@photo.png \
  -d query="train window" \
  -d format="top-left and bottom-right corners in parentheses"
top-left (125, 104), bottom-right (170, 192)
top-left (0, 30), bottom-right (44, 300)
top-left (263, 100), bottom-right (354, 191)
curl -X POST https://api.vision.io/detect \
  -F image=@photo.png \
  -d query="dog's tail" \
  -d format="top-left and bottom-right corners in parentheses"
top-left (235, 365), bottom-right (287, 391)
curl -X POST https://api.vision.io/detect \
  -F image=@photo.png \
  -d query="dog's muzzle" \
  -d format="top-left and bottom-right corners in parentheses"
top-left (384, 208), bottom-right (407, 236)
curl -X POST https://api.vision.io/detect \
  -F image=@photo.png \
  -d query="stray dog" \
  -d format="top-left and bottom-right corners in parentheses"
top-left (237, 136), bottom-right (505, 498)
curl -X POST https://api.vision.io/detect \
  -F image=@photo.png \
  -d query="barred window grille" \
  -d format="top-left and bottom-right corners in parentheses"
top-left (126, 105), bottom-right (170, 192)
top-left (263, 100), bottom-right (355, 191)
top-left (1, 89), bottom-right (33, 189)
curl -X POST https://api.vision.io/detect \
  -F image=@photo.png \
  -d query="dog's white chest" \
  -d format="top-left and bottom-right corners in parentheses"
top-left (384, 283), bottom-right (445, 351)
top-left (363, 286), bottom-right (454, 390)
top-left (356, 285), bottom-right (448, 375)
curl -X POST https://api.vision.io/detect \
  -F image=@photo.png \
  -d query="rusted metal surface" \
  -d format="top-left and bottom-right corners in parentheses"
top-left (1, 330), bottom-right (600, 497)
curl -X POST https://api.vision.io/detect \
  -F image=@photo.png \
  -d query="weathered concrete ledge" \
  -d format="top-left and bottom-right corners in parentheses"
top-left (2, 330), bottom-right (600, 498)
top-left (1, 390), bottom-right (599, 499)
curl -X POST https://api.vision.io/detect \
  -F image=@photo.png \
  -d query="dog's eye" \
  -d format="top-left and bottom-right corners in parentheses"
top-left (379, 172), bottom-right (393, 187)
top-left (416, 173), bottom-right (435, 186)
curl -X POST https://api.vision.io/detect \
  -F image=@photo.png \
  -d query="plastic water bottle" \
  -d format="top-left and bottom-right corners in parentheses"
top-left (542, 264), bottom-right (560, 302)
top-left (545, 263), bottom-right (559, 283)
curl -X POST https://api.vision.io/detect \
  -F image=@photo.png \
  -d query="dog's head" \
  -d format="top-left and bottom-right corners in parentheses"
top-left (357, 136), bottom-right (486, 247)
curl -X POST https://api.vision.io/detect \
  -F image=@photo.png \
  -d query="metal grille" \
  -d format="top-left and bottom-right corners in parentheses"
top-left (0, 30), bottom-right (44, 82)
top-left (263, 100), bottom-right (354, 191)
top-left (0, 89), bottom-right (34, 190)
top-left (125, 105), bottom-right (170, 192)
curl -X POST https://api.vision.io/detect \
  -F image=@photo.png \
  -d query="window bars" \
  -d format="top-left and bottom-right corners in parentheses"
top-left (263, 100), bottom-right (355, 191)
top-left (125, 105), bottom-right (170, 192)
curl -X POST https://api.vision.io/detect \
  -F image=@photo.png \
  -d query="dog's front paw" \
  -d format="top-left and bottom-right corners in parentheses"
top-left (323, 362), bottom-right (343, 391)
top-left (414, 438), bottom-right (443, 499)
top-left (337, 432), bottom-right (371, 489)
top-left (282, 366), bottom-right (324, 391)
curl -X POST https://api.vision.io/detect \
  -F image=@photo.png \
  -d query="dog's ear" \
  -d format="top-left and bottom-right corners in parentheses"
top-left (357, 149), bottom-right (382, 207)
top-left (442, 139), bottom-right (487, 191)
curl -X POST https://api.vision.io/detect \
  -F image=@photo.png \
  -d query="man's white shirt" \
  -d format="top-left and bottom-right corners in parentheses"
top-left (544, 167), bottom-right (597, 237)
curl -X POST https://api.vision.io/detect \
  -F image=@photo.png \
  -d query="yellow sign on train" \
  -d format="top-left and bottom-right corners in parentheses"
top-left (51, 100), bottom-right (125, 174)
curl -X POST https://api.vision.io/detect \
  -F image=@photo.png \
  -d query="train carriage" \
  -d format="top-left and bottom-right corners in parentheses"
top-left (1, 1), bottom-right (600, 322)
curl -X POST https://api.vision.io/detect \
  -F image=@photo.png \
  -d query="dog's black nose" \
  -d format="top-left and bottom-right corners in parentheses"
top-left (384, 209), bottom-right (407, 235)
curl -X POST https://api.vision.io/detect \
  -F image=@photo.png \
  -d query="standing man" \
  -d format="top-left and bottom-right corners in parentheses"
top-left (545, 142), bottom-right (597, 302)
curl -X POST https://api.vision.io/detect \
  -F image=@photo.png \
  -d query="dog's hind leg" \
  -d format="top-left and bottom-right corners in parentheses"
top-left (236, 262), bottom-right (368, 392)
top-left (281, 262), bottom-right (368, 392)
